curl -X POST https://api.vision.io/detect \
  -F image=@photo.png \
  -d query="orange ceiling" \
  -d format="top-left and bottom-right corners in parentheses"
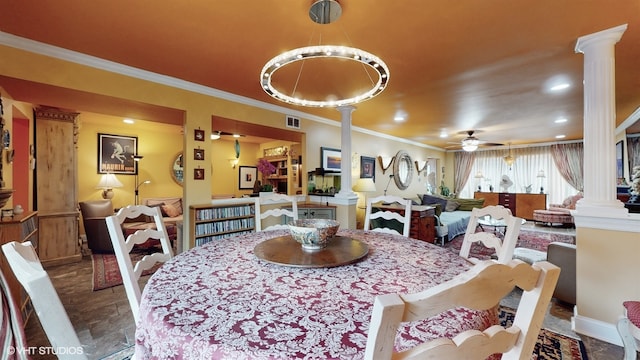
top-left (1, 0), bottom-right (639, 149)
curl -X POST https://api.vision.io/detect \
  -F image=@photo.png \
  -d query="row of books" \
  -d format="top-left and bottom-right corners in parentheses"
top-left (195, 230), bottom-right (253, 246)
top-left (195, 218), bottom-right (255, 236)
top-left (195, 205), bottom-right (255, 220)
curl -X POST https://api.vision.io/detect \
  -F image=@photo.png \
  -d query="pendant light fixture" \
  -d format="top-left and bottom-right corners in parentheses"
top-left (260, 0), bottom-right (389, 108)
top-left (504, 143), bottom-right (515, 169)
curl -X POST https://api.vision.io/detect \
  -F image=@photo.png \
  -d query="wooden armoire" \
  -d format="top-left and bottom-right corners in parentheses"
top-left (35, 108), bottom-right (82, 266)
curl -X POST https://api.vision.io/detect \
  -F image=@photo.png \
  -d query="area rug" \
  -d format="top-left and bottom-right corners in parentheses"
top-left (91, 249), bottom-right (162, 291)
top-left (444, 227), bottom-right (576, 260)
top-left (499, 306), bottom-right (588, 359)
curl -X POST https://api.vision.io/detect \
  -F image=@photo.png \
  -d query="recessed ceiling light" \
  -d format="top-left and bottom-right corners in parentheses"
top-left (555, 134), bottom-right (566, 139)
top-left (555, 118), bottom-right (568, 123)
top-left (439, 131), bottom-right (448, 138)
top-left (123, 119), bottom-right (135, 124)
top-left (550, 83), bottom-right (570, 92)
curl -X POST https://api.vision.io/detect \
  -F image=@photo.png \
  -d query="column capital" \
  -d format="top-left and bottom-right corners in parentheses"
top-left (575, 24), bottom-right (627, 54)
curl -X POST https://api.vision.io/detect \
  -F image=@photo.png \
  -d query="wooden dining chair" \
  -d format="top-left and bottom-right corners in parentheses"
top-left (255, 193), bottom-right (298, 231)
top-left (618, 301), bottom-right (640, 360)
top-left (105, 205), bottom-right (174, 321)
top-left (364, 195), bottom-right (412, 237)
top-left (1, 241), bottom-right (88, 359)
top-left (460, 205), bottom-right (522, 264)
top-left (364, 259), bottom-right (560, 360)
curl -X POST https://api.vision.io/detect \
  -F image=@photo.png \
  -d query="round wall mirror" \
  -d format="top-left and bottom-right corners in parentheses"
top-left (393, 150), bottom-right (413, 190)
top-left (171, 152), bottom-right (184, 186)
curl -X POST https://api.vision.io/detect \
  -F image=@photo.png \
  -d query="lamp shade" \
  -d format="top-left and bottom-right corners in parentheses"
top-left (353, 178), bottom-right (376, 192)
top-left (96, 173), bottom-right (123, 189)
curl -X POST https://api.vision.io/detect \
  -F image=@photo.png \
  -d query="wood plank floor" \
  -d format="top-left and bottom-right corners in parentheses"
top-left (24, 247), bottom-right (626, 359)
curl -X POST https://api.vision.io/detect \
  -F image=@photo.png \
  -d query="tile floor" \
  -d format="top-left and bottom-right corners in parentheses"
top-left (23, 226), bottom-right (626, 359)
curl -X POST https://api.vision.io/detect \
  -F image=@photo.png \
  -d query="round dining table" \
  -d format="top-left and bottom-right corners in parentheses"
top-left (135, 229), bottom-right (497, 359)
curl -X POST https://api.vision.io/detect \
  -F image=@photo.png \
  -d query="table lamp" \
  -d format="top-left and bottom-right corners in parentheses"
top-left (96, 173), bottom-right (123, 199)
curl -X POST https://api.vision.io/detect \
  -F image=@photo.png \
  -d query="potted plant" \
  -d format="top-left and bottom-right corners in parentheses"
top-left (256, 158), bottom-right (276, 192)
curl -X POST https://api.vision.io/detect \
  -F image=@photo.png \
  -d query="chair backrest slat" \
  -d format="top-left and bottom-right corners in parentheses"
top-left (256, 193), bottom-right (298, 231)
top-left (364, 195), bottom-right (412, 237)
top-left (460, 205), bottom-right (522, 264)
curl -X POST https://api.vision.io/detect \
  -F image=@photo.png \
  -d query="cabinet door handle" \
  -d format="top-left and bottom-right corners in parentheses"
top-left (303, 211), bottom-right (308, 217)
top-left (309, 211), bottom-right (315, 217)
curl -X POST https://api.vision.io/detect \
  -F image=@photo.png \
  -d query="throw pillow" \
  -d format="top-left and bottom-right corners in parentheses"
top-left (444, 199), bottom-right (460, 212)
top-left (456, 198), bottom-right (485, 211)
top-left (421, 194), bottom-right (448, 212)
top-left (147, 203), bottom-right (165, 220)
top-left (162, 203), bottom-right (181, 218)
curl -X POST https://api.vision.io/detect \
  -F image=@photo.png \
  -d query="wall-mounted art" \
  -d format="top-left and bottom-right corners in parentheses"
top-left (360, 156), bottom-right (376, 182)
top-left (194, 148), bottom-right (205, 161)
top-left (194, 129), bottom-right (205, 141)
top-left (321, 147), bottom-right (341, 172)
top-left (194, 168), bottom-right (205, 180)
top-left (98, 133), bottom-right (138, 174)
top-left (239, 166), bottom-right (257, 190)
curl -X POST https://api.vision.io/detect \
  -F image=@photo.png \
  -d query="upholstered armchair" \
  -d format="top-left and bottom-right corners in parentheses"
top-left (79, 200), bottom-right (115, 254)
top-left (546, 242), bottom-right (576, 305)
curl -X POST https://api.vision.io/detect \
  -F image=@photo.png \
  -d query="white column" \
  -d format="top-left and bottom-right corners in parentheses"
top-left (335, 105), bottom-right (357, 198)
top-left (574, 24), bottom-right (628, 216)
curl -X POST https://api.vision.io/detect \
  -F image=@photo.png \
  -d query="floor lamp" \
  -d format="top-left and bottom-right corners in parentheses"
top-left (133, 155), bottom-right (150, 205)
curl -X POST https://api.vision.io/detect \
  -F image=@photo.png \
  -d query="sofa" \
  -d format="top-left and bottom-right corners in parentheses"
top-left (533, 192), bottom-right (583, 226)
top-left (417, 194), bottom-right (486, 244)
top-left (79, 197), bottom-right (183, 254)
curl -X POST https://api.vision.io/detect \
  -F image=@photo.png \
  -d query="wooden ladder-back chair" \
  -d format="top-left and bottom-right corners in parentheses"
top-left (105, 205), bottom-right (173, 321)
top-left (364, 195), bottom-right (412, 237)
top-left (460, 205), bottom-right (523, 264)
top-left (255, 193), bottom-right (298, 231)
top-left (2, 241), bottom-right (88, 359)
top-left (365, 259), bottom-right (560, 360)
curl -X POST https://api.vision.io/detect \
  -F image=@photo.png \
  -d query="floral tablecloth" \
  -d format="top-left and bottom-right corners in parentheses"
top-left (135, 229), bottom-right (497, 359)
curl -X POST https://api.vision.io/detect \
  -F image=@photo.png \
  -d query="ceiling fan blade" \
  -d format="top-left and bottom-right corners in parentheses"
top-left (480, 142), bottom-right (504, 147)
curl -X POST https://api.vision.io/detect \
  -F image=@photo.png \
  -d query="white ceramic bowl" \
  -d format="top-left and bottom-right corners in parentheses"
top-left (288, 219), bottom-right (340, 251)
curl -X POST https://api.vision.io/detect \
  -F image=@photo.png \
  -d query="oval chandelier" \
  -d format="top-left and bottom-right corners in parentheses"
top-left (260, 45), bottom-right (389, 108)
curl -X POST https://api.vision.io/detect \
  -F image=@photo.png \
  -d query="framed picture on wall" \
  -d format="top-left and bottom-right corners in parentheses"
top-left (321, 147), bottom-right (341, 172)
top-left (194, 168), bottom-right (205, 180)
top-left (194, 129), bottom-right (205, 141)
top-left (616, 140), bottom-right (624, 182)
top-left (360, 156), bottom-right (376, 182)
top-left (239, 166), bottom-right (257, 190)
top-left (97, 133), bottom-right (138, 174)
top-left (194, 148), bottom-right (205, 161)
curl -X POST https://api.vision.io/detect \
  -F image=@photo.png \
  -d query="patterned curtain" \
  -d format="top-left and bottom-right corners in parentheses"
top-left (627, 135), bottom-right (640, 174)
top-left (551, 143), bottom-right (584, 191)
top-left (454, 151), bottom-right (475, 196)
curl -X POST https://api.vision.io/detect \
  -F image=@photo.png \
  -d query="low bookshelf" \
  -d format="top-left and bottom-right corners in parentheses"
top-left (189, 198), bottom-right (258, 247)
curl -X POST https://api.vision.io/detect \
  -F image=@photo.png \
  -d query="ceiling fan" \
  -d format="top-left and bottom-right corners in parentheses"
top-left (446, 130), bottom-right (503, 152)
top-left (210, 130), bottom-right (245, 140)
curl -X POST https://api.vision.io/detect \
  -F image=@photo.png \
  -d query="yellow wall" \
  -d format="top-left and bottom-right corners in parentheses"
top-left (577, 227), bottom-right (640, 324)
top-left (77, 115), bottom-right (183, 209)
top-left (211, 139), bottom-right (260, 197)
